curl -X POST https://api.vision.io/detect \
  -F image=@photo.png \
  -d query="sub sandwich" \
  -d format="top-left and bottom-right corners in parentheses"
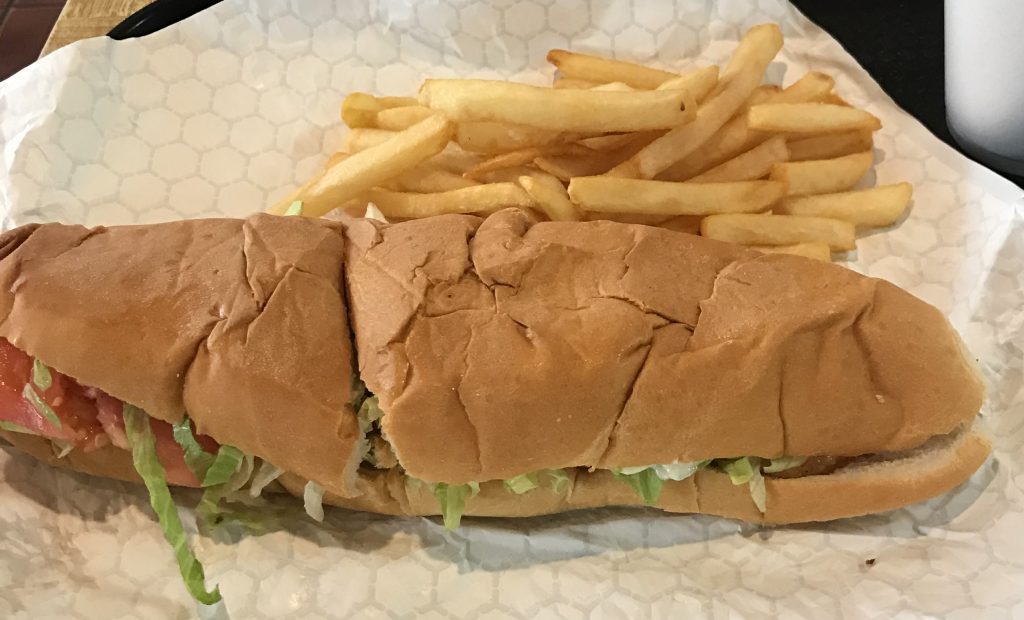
top-left (0, 209), bottom-right (988, 603)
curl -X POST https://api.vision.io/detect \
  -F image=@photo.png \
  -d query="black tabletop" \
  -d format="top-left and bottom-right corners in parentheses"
top-left (792, 0), bottom-right (1023, 188)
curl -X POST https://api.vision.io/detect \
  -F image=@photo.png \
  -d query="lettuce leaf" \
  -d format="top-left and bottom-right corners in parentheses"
top-left (763, 456), bottom-right (807, 473)
top-left (749, 467), bottom-right (767, 513)
top-left (32, 359), bottom-right (52, 391)
top-left (171, 418), bottom-right (214, 480)
top-left (0, 420), bottom-right (34, 434)
top-left (303, 481), bottom-right (325, 522)
top-left (504, 473), bottom-right (538, 494)
top-left (546, 469), bottom-right (571, 494)
top-left (22, 384), bottom-right (61, 429)
top-left (613, 468), bottom-right (664, 506)
top-left (122, 404), bottom-right (220, 605)
top-left (248, 460), bottom-right (283, 498)
top-left (721, 457), bottom-right (756, 485)
top-left (432, 482), bottom-right (479, 529)
top-left (357, 396), bottom-right (385, 433)
top-left (50, 440), bottom-right (73, 459)
top-left (284, 200), bottom-right (304, 216)
top-left (201, 446), bottom-right (245, 488)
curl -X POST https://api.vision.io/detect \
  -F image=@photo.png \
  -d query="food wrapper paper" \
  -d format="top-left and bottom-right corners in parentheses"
top-left (0, 0), bottom-right (1022, 617)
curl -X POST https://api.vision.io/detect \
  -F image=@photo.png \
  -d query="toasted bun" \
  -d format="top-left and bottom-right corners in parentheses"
top-left (0, 215), bottom-right (362, 496)
top-left (345, 209), bottom-right (985, 484)
top-left (273, 425), bottom-right (991, 524)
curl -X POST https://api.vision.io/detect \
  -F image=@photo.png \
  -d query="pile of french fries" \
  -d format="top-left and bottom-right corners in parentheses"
top-left (268, 23), bottom-right (913, 263)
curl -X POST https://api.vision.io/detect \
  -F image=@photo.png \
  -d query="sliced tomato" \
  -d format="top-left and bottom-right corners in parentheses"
top-left (0, 338), bottom-right (221, 487)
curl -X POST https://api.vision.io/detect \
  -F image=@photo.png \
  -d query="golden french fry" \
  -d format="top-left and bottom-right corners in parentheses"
top-left (465, 144), bottom-right (594, 179)
top-left (751, 242), bottom-right (832, 261)
top-left (747, 85), bottom-right (782, 106)
top-left (824, 93), bottom-right (852, 106)
top-left (576, 133), bottom-right (642, 151)
top-left (590, 82), bottom-right (636, 92)
top-left (749, 103), bottom-right (882, 133)
top-left (325, 152), bottom-right (348, 169)
top-left (586, 212), bottom-right (703, 235)
top-left (610, 24), bottom-right (784, 178)
top-left (473, 166), bottom-right (540, 184)
top-left (775, 182), bottom-right (912, 227)
top-left (430, 143), bottom-right (484, 174)
top-left (454, 121), bottom-right (566, 153)
top-left (546, 49), bottom-right (677, 89)
top-left (567, 177), bottom-right (784, 216)
top-left (340, 93), bottom-right (381, 128)
top-left (770, 151), bottom-right (873, 195)
top-left (655, 115), bottom-right (765, 182)
top-left (374, 105), bottom-right (436, 131)
top-left (419, 79), bottom-right (695, 132)
top-left (657, 65), bottom-right (720, 103)
top-left (366, 183), bottom-right (534, 218)
top-left (701, 213), bottom-right (855, 251)
top-left (345, 128), bottom-right (396, 152)
top-left (775, 72), bottom-right (835, 103)
top-left (689, 135), bottom-right (789, 183)
top-left (269, 114), bottom-right (453, 216)
top-left (518, 174), bottom-right (581, 221)
top-left (553, 77), bottom-right (600, 89)
top-left (786, 130), bottom-right (874, 162)
top-left (394, 164), bottom-right (480, 193)
top-left (535, 133), bottom-right (658, 180)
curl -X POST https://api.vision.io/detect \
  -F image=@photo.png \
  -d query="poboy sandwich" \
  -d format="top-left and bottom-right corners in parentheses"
top-left (0, 210), bottom-right (988, 603)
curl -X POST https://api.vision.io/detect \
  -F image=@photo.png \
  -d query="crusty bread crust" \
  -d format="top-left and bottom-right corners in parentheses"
top-left (0, 215), bottom-right (363, 496)
top-left (345, 209), bottom-right (986, 484)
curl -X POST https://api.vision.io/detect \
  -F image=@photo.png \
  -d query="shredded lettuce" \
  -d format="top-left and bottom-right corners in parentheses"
top-left (248, 460), bottom-right (283, 498)
top-left (50, 440), bottom-right (73, 459)
top-left (357, 396), bottom-right (385, 433)
top-left (0, 420), bottom-right (34, 434)
top-left (619, 461), bottom-right (709, 482)
top-left (432, 482), bottom-right (479, 529)
top-left (721, 457), bottom-right (767, 513)
top-left (22, 384), bottom-right (61, 429)
top-left (122, 404), bottom-right (220, 605)
top-left (172, 418), bottom-right (215, 480)
top-left (32, 359), bottom-right (52, 391)
top-left (763, 456), bottom-right (807, 473)
top-left (613, 468), bottom-right (664, 506)
top-left (284, 200), bottom-right (304, 216)
top-left (504, 473), bottom-right (538, 494)
top-left (201, 446), bottom-right (245, 488)
top-left (364, 203), bottom-right (388, 223)
top-left (546, 469), bottom-right (571, 494)
top-left (303, 481), bottom-right (325, 522)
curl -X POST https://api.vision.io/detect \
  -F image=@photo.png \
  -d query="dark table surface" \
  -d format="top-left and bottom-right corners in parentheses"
top-left (791, 0), bottom-right (1023, 189)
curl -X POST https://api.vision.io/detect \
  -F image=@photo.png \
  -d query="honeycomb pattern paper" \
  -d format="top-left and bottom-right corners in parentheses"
top-left (1, 0), bottom-right (1023, 617)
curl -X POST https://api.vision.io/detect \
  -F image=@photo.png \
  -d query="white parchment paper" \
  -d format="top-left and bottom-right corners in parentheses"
top-left (1, 1), bottom-right (1023, 617)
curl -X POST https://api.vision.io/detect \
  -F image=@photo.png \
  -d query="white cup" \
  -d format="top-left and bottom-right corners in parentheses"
top-left (945, 0), bottom-right (1024, 175)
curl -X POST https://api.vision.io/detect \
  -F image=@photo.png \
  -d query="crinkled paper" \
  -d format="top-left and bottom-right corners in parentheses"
top-left (0, 0), bottom-right (1022, 617)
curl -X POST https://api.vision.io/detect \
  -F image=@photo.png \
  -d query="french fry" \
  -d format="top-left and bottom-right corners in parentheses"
top-left (787, 130), bottom-right (873, 162)
top-left (374, 105), bottom-right (436, 131)
top-left (535, 134), bottom-right (658, 180)
top-left (577, 133), bottom-right (643, 151)
top-left (749, 103), bottom-right (882, 133)
top-left (770, 151), bottom-right (873, 195)
top-left (454, 121), bottom-right (566, 153)
top-left (824, 93), bottom-right (852, 106)
top-left (567, 177), bottom-right (785, 215)
top-left (657, 65), bottom-right (720, 102)
top-left (689, 135), bottom-right (789, 183)
top-left (419, 79), bottom-right (695, 132)
top-left (325, 152), bottom-right (348, 168)
top-left (590, 82), bottom-right (636, 92)
top-left (518, 173), bottom-right (581, 221)
top-left (655, 114), bottom-right (766, 181)
top-left (269, 114), bottom-right (453, 216)
top-left (430, 143), bottom-right (484, 174)
top-left (752, 242), bottom-right (832, 261)
top-left (465, 144), bottom-right (595, 179)
top-left (610, 24), bottom-right (784, 178)
top-left (747, 85), bottom-right (783, 106)
top-left (775, 183), bottom-right (912, 227)
top-left (701, 213), bottom-right (855, 251)
top-left (546, 49), bottom-right (677, 89)
top-left (366, 183), bottom-right (534, 218)
top-left (340, 93), bottom-right (382, 128)
top-left (553, 77), bottom-right (600, 89)
top-left (345, 128), bottom-right (396, 153)
top-left (586, 212), bottom-right (704, 235)
top-left (775, 72), bottom-right (835, 104)
top-left (474, 166), bottom-right (540, 184)
top-left (394, 164), bottom-right (480, 193)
